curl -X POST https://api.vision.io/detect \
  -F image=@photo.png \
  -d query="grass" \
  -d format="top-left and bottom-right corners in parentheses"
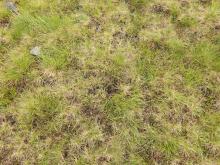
top-left (0, 0), bottom-right (220, 164)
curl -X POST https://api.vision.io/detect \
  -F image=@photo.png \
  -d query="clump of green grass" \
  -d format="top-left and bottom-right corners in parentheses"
top-left (11, 13), bottom-right (72, 40)
top-left (0, 2), bottom-right (11, 20)
top-left (104, 92), bottom-right (141, 122)
top-left (19, 90), bottom-right (63, 131)
top-left (41, 46), bottom-right (70, 70)
top-left (0, 50), bottom-right (33, 107)
top-left (1, 52), bottom-right (33, 82)
top-left (165, 38), bottom-right (186, 55)
top-left (205, 0), bottom-right (220, 20)
top-left (170, 4), bottom-right (180, 23)
top-left (177, 15), bottom-right (197, 28)
top-left (192, 42), bottom-right (219, 70)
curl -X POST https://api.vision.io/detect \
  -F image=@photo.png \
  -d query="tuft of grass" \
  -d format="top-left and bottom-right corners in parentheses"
top-left (205, 0), bottom-right (220, 21)
top-left (191, 42), bottom-right (219, 70)
top-left (177, 15), bottom-right (197, 28)
top-left (0, 2), bottom-right (11, 20)
top-left (19, 91), bottom-right (63, 131)
top-left (1, 53), bottom-right (33, 82)
top-left (41, 46), bottom-right (70, 70)
top-left (104, 91), bottom-right (141, 122)
top-left (10, 13), bottom-right (72, 40)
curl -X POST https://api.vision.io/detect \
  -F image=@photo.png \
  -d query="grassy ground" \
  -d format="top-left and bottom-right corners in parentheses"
top-left (0, 0), bottom-right (220, 164)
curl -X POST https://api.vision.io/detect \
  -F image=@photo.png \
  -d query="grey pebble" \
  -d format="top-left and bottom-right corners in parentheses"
top-left (6, 1), bottom-right (19, 15)
top-left (30, 46), bottom-right (41, 56)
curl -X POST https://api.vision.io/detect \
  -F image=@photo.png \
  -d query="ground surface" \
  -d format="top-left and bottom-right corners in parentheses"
top-left (0, 0), bottom-right (220, 164)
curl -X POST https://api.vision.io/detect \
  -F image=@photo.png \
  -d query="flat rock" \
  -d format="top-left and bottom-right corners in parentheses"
top-left (6, 1), bottom-right (18, 14)
top-left (30, 46), bottom-right (41, 56)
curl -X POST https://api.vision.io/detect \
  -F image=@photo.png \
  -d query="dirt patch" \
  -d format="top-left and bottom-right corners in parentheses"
top-left (180, 0), bottom-right (190, 7)
top-left (97, 155), bottom-right (112, 165)
top-left (0, 19), bottom-right (10, 28)
top-left (5, 114), bottom-right (16, 126)
top-left (214, 23), bottom-right (220, 30)
top-left (0, 115), bottom-right (5, 125)
top-left (151, 4), bottom-right (170, 15)
top-left (88, 17), bottom-right (103, 32)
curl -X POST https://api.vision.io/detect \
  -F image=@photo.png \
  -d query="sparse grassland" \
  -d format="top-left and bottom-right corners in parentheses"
top-left (0, 0), bottom-right (220, 164)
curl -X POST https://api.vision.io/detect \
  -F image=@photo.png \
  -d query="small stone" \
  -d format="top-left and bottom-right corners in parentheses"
top-left (6, 1), bottom-right (18, 15)
top-left (30, 46), bottom-right (41, 56)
